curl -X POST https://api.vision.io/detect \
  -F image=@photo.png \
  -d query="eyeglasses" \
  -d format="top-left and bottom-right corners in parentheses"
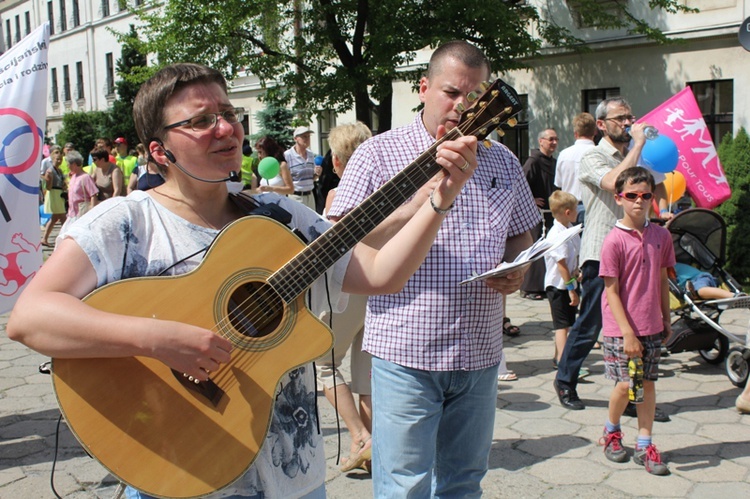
top-left (163, 107), bottom-right (245, 132)
top-left (618, 191), bottom-right (654, 201)
top-left (605, 114), bottom-right (637, 124)
top-left (542, 137), bottom-right (559, 142)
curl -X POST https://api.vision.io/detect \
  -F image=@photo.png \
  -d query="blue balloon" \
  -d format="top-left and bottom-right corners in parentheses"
top-left (641, 134), bottom-right (679, 173)
top-left (314, 155), bottom-right (324, 166)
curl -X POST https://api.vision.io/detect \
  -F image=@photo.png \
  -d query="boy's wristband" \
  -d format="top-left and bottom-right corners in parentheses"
top-left (566, 282), bottom-right (576, 291)
top-left (660, 209), bottom-right (670, 215)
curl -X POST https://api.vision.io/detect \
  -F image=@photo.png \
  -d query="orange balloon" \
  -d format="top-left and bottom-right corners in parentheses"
top-left (663, 171), bottom-right (686, 203)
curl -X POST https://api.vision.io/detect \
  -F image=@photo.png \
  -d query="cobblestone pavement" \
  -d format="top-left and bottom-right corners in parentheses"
top-left (2, 257), bottom-right (750, 497)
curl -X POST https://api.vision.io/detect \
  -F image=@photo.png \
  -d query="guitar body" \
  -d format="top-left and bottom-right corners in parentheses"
top-left (52, 217), bottom-right (334, 498)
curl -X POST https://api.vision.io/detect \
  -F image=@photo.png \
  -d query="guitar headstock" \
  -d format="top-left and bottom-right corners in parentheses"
top-left (456, 79), bottom-right (523, 143)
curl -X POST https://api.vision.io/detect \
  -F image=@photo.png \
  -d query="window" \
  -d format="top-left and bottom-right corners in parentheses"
top-left (105, 52), bottom-right (115, 95)
top-left (76, 61), bottom-right (84, 100)
top-left (688, 80), bottom-right (734, 144)
top-left (497, 94), bottom-right (530, 164)
top-left (14, 15), bottom-right (20, 43)
top-left (62, 64), bottom-right (71, 101)
top-left (102, 0), bottom-right (110, 18)
top-left (582, 87), bottom-right (620, 118)
top-left (51, 67), bottom-right (59, 103)
top-left (59, 0), bottom-right (67, 32)
top-left (25, 12), bottom-right (31, 35)
top-left (72, 0), bottom-right (80, 27)
top-left (48, 1), bottom-right (55, 35)
top-left (5, 19), bottom-right (11, 49)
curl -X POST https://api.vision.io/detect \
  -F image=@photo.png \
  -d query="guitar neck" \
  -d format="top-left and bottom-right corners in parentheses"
top-left (269, 127), bottom-right (461, 302)
top-left (268, 78), bottom-right (523, 303)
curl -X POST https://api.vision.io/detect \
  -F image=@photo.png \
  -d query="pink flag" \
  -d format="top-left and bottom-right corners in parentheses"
top-left (639, 87), bottom-right (730, 209)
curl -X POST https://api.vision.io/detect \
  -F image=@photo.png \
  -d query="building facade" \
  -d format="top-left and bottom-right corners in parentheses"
top-left (1, 0), bottom-right (748, 159)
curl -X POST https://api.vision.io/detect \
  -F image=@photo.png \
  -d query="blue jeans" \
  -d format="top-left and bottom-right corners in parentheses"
top-left (555, 260), bottom-right (603, 390)
top-left (371, 357), bottom-right (498, 498)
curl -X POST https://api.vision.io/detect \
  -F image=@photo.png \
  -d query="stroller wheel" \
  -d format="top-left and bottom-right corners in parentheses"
top-left (698, 335), bottom-right (729, 365)
top-left (725, 346), bottom-right (749, 388)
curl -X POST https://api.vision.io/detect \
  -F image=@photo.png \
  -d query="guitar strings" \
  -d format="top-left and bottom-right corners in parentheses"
top-left (206, 93), bottom-right (517, 375)
top-left (210, 99), bottom-right (513, 349)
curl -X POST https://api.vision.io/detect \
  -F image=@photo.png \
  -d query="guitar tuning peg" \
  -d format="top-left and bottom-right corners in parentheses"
top-left (478, 101), bottom-right (487, 108)
top-left (496, 129), bottom-right (506, 137)
top-left (507, 117), bottom-right (518, 127)
top-left (478, 127), bottom-right (488, 136)
top-left (455, 102), bottom-right (466, 113)
top-left (467, 91), bottom-right (478, 102)
top-left (483, 139), bottom-right (492, 149)
top-left (480, 81), bottom-right (490, 91)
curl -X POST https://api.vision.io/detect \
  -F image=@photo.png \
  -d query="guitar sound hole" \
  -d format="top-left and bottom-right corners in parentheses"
top-left (227, 282), bottom-right (283, 338)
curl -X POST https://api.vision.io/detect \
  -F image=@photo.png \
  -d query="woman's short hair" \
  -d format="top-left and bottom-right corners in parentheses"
top-left (90, 148), bottom-right (110, 162)
top-left (254, 136), bottom-right (285, 163)
top-left (133, 63), bottom-right (228, 145)
top-left (65, 150), bottom-right (84, 166)
top-left (328, 122), bottom-right (372, 168)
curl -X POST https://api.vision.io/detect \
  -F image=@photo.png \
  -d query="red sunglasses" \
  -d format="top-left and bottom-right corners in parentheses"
top-left (618, 191), bottom-right (654, 201)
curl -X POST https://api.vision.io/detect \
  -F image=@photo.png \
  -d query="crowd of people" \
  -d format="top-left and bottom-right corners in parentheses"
top-left (13, 38), bottom-right (750, 498)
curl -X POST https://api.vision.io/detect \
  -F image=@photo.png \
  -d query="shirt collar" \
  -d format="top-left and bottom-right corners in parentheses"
top-left (614, 219), bottom-right (650, 231)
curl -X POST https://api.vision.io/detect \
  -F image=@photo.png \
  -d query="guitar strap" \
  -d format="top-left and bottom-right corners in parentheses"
top-left (229, 191), bottom-right (308, 244)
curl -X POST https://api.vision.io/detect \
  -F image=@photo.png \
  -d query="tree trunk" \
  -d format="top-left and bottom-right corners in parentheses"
top-left (378, 89), bottom-right (393, 134)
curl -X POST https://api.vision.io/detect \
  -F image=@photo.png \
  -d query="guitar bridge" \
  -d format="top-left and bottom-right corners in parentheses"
top-left (173, 370), bottom-right (224, 407)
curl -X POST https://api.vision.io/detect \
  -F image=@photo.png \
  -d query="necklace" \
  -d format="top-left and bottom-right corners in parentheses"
top-left (152, 188), bottom-right (226, 230)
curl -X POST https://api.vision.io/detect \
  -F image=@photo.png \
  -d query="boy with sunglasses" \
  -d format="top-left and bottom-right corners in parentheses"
top-left (598, 166), bottom-right (675, 475)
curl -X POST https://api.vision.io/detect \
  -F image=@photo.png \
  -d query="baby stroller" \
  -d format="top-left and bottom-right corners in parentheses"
top-left (664, 208), bottom-right (750, 387)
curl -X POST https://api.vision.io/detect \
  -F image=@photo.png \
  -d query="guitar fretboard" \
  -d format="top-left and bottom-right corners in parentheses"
top-left (269, 127), bottom-right (462, 303)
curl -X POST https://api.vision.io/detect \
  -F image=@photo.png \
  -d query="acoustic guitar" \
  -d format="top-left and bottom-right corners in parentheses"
top-left (51, 79), bottom-right (523, 498)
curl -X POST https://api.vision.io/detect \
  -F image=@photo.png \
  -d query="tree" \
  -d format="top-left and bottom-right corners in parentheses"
top-left (111, 25), bottom-right (148, 147)
top-left (56, 111), bottom-right (112, 161)
top-left (251, 103), bottom-right (295, 148)
top-left (134, 0), bottom-right (695, 132)
top-left (717, 128), bottom-right (750, 285)
top-left (57, 26), bottom-right (148, 157)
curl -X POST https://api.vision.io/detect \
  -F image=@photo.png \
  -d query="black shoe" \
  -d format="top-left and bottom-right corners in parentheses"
top-left (554, 380), bottom-right (585, 410)
top-left (623, 403), bottom-right (671, 422)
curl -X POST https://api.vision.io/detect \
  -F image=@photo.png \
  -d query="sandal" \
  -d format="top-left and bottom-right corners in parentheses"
top-left (340, 436), bottom-right (372, 473)
top-left (503, 317), bottom-right (520, 337)
top-left (521, 291), bottom-right (544, 301)
top-left (497, 371), bottom-right (518, 382)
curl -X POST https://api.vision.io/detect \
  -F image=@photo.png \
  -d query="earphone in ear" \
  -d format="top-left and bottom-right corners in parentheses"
top-left (149, 138), bottom-right (176, 164)
top-left (164, 149), bottom-right (177, 163)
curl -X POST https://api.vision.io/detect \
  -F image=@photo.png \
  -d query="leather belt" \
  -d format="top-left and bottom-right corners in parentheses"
top-left (293, 190), bottom-right (312, 196)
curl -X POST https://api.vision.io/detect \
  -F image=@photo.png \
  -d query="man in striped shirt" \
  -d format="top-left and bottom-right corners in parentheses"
top-left (284, 126), bottom-right (318, 210)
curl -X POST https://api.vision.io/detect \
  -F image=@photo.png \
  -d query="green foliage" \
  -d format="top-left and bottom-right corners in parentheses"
top-left (133, 0), bottom-right (695, 132)
top-left (57, 26), bottom-right (149, 156)
top-left (716, 128), bottom-right (750, 284)
top-left (251, 103), bottom-right (295, 148)
top-left (56, 111), bottom-right (113, 161)
top-left (111, 25), bottom-right (148, 147)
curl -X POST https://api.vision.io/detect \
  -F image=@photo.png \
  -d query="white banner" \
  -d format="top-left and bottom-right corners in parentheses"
top-left (0, 23), bottom-right (50, 314)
